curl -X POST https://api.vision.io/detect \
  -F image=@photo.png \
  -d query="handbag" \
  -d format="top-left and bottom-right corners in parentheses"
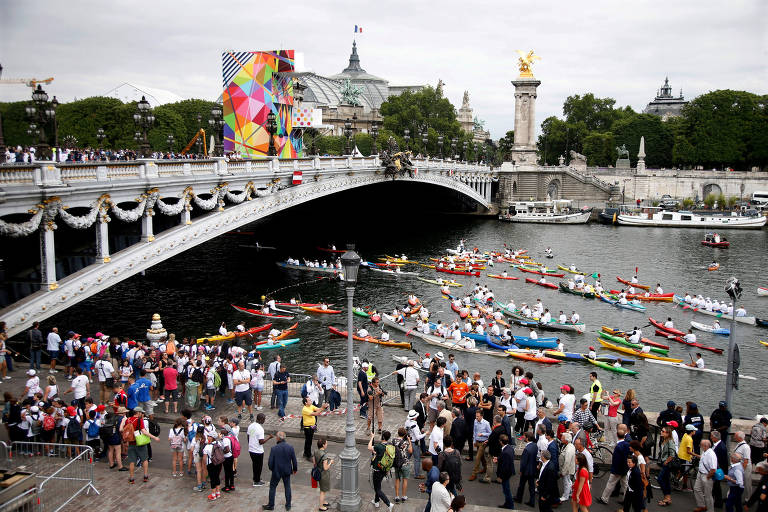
top-left (135, 432), bottom-right (151, 446)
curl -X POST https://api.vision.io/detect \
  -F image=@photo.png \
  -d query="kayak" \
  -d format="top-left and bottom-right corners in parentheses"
top-left (436, 268), bottom-right (480, 277)
top-left (758, 287), bottom-right (768, 296)
top-left (601, 326), bottom-right (670, 350)
top-left (301, 306), bottom-right (342, 314)
top-left (505, 350), bottom-right (561, 364)
top-left (608, 290), bottom-right (673, 302)
top-left (510, 336), bottom-right (560, 350)
top-left (275, 302), bottom-right (329, 308)
top-left (598, 331), bottom-right (668, 355)
top-left (557, 265), bottom-right (586, 275)
top-left (417, 277), bottom-right (463, 286)
top-left (369, 267), bottom-right (419, 276)
top-left (616, 276), bottom-right (650, 291)
top-left (543, 351), bottom-right (636, 365)
top-left (708, 264), bottom-right (720, 272)
top-left (276, 261), bottom-right (341, 274)
top-left (317, 246), bottom-right (345, 253)
top-left (597, 339), bottom-right (684, 362)
top-left (586, 357), bottom-right (639, 375)
top-left (370, 313), bottom-right (381, 323)
top-left (653, 329), bottom-right (724, 354)
top-left (353, 308), bottom-right (370, 318)
top-left (487, 274), bottom-right (519, 280)
top-left (648, 317), bottom-right (687, 337)
top-left (673, 295), bottom-right (756, 325)
top-left (519, 267), bottom-right (565, 278)
top-left (524, 277), bottom-right (558, 290)
top-left (257, 338), bottom-right (300, 349)
top-left (328, 326), bottom-right (412, 349)
top-left (451, 302), bottom-right (469, 319)
top-left (642, 358), bottom-right (756, 380)
top-left (231, 304), bottom-right (295, 320)
top-left (272, 322), bottom-right (298, 341)
top-left (383, 255), bottom-right (419, 264)
top-left (757, 318), bottom-right (768, 327)
top-left (701, 240), bottom-right (730, 248)
top-left (538, 320), bottom-right (586, 334)
top-left (558, 282), bottom-right (596, 299)
top-left (195, 323), bottom-right (273, 344)
top-left (599, 294), bottom-right (647, 312)
top-left (690, 321), bottom-right (730, 336)
top-left (760, 341), bottom-right (768, 347)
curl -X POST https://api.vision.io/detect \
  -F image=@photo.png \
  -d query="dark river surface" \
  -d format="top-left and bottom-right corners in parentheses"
top-left (28, 183), bottom-right (768, 419)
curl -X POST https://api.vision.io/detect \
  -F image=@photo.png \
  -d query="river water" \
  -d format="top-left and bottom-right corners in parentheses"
top-left (34, 183), bottom-right (768, 419)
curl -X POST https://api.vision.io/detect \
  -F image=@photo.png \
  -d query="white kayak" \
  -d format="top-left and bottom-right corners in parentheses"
top-left (368, 267), bottom-right (419, 276)
top-left (690, 321), bottom-right (730, 336)
top-left (391, 354), bottom-right (428, 372)
top-left (758, 287), bottom-right (768, 297)
top-left (643, 358), bottom-right (756, 380)
top-left (673, 295), bottom-right (756, 325)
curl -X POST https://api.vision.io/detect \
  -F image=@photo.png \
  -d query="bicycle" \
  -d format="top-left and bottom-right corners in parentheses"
top-left (587, 429), bottom-right (613, 479)
top-left (670, 457), bottom-right (698, 492)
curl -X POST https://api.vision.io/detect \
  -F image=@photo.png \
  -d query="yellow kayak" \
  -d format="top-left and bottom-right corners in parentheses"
top-left (557, 264), bottom-right (586, 275)
top-left (760, 341), bottom-right (768, 348)
top-left (382, 255), bottom-right (419, 264)
top-left (598, 339), bottom-right (683, 363)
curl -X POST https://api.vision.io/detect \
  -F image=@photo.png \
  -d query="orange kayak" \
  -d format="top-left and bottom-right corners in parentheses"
top-left (301, 306), bottom-right (342, 314)
top-left (505, 350), bottom-right (561, 364)
top-left (328, 326), bottom-right (411, 349)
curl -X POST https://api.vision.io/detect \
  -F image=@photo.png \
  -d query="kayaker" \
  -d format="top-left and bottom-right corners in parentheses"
top-left (683, 293), bottom-right (692, 303)
top-left (502, 270), bottom-right (508, 278)
top-left (539, 276), bottom-right (547, 284)
top-left (236, 322), bottom-right (246, 332)
top-left (713, 320), bottom-right (721, 331)
top-left (631, 276), bottom-right (638, 284)
top-left (558, 311), bottom-right (567, 324)
top-left (528, 328), bottom-right (538, 340)
top-left (357, 328), bottom-right (369, 338)
top-left (380, 330), bottom-right (390, 342)
top-left (570, 311), bottom-right (580, 324)
top-left (320, 303), bottom-right (328, 311)
top-left (735, 306), bottom-right (747, 317)
top-left (656, 283), bottom-right (664, 294)
top-left (628, 328), bottom-right (641, 344)
top-left (688, 353), bottom-right (705, 368)
top-left (726, 303), bottom-right (733, 315)
top-left (441, 285), bottom-right (451, 295)
top-left (664, 318), bottom-right (674, 329)
top-left (541, 309), bottom-right (552, 324)
top-left (557, 340), bottom-right (565, 352)
top-left (219, 322), bottom-right (228, 336)
top-left (569, 264), bottom-right (577, 272)
top-left (266, 298), bottom-right (276, 311)
top-left (587, 346), bottom-right (597, 359)
top-left (683, 329), bottom-right (697, 344)
top-left (534, 299), bottom-right (544, 316)
top-left (618, 296), bottom-right (628, 305)
top-left (568, 280), bottom-right (576, 290)
top-left (268, 327), bottom-right (281, 339)
top-left (639, 345), bottom-right (651, 354)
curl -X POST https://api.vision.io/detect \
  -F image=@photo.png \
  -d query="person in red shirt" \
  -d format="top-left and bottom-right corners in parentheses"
top-left (447, 379), bottom-right (469, 412)
top-left (113, 384), bottom-right (128, 413)
top-left (163, 364), bottom-right (179, 414)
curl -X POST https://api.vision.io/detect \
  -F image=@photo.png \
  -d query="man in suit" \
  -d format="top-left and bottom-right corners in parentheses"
top-left (497, 434), bottom-right (516, 509)
top-left (545, 430), bottom-right (559, 476)
top-left (537, 449), bottom-right (560, 512)
top-left (264, 431), bottom-right (298, 510)
top-left (516, 431), bottom-right (538, 506)
top-left (598, 424), bottom-right (631, 504)
top-left (415, 393), bottom-right (429, 454)
top-left (711, 430), bottom-right (728, 508)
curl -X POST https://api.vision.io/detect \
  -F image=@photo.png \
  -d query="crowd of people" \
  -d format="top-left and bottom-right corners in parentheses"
top-left (2, 316), bottom-right (768, 512)
top-left (2, 145), bottom-right (223, 165)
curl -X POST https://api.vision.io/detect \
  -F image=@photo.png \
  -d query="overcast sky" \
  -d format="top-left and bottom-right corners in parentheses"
top-left (1, 0), bottom-right (765, 139)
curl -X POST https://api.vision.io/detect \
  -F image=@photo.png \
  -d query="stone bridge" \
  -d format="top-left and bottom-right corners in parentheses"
top-left (0, 156), bottom-right (494, 337)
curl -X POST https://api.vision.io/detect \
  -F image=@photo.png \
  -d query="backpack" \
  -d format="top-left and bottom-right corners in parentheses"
top-left (188, 422), bottom-right (200, 443)
top-left (226, 434), bottom-right (241, 458)
top-left (393, 438), bottom-right (408, 469)
top-left (170, 427), bottom-right (185, 449)
top-left (148, 420), bottom-right (161, 437)
top-left (101, 416), bottom-right (119, 440)
top-left (66, 417), bottom-right (82, 439)
top-left (43, 414), bottom-right (56, 431)
top-left (86, 419), bottom-right (100, 438)
top-left (212, 369), bottom-right (222, 389)
top-left (300, 382), bottom-right (309, 399)
top-left (210, 442), bottom-right (225, 466)
top-left (121, 418), bottom-right (136, 443)
top-left (74, 346), bottom-right (86, 364)
top-left (373, 443), bottom-right (396, 472)
top-left (440, 450), bottom-right (462, 485)
top-left (311, 454), bottom-right (324, 482)
top-left (29, 413), bottom-right (42, 436)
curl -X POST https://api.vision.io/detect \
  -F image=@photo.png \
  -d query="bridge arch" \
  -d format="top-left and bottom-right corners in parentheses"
top-left (545, 177), bottom-right (561, 200)
top-left (702, 183), bottom-right (722, 198)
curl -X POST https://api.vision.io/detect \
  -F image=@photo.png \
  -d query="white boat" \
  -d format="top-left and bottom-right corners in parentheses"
top-left (643, 359), bottom-right (756, 380)
top-left (500, 200), bottom-right (592, 224)
top-left (617, 206), bottom-right (767, 229)
top-left (673, 295), bottom-right (756, 325)
top-left (758, 287), bottom-right (768, 297)
top-left (690, 320), bottom-right (730, 336)
top-left (368, 267), bottom-right (418, 276)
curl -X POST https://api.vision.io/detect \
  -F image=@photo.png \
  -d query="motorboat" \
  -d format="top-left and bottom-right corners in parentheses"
top-left (617, 206), bottom-right (766, 229)
top-left (701, 232), bottom-right (730, 248)
top-left (500, 200), bottom-right (592, 224)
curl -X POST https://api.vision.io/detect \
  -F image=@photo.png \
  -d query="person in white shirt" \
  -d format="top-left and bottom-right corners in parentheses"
top-left (94, 356), bottom-right (115, 404)
top-left (394, 361), bottom-right (420, 411)
top-left (683, 330), bottom-right (697, 344)
top-left (541, 309), bottom-right (552, 324)
top-left (528, 328), bottom-right (538, 340)
top-left (357, 327), bottom-right (369, 338)
top-left (67, 367), bottom-right (90, 410)
top-left (218, 322), bottom-right (228, 337)
top-left (687, 352), bottom-right (705, 368)
top-left (380, 330), bottom-right (390, 342)
top-left (556, 385), bottom-right (576, 421)
top-left (694, 439), bottom-right (717, 511)
top-left (735, 306), bottom-right (747, 317)
top-left (316, 358), bottom-right (336, 403)
top-left (428, 416), bottom-right (446, 458)
top-left (24, 369), bottom-right (41, 398)
top-left (47, 327), bottom-right (61, 373)
top-left (232, 361), bottom-right (253, 419)
top-left (247, 413), bottom-right (274, 486)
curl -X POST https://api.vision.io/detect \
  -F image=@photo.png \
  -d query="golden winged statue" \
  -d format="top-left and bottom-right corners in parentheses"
top-left (516, 50), bottom-right (541, 78)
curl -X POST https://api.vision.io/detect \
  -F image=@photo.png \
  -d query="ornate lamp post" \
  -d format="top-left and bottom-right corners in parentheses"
top-left (438, 135), bottom-right (444, 159)
top-left (343, 118), bottom-right (353, 156)
top-left (451, 137), bottom-right (457, 160)
top-left (166, 134), bottom-right (175, 154)
top-left (404, 128), bottom-right (410, 151)
top-left (370, 123), bottom-right (379, 155)
top-left (463, 140), bottom-right (468, 162)
top-left (266, 111), bottom-right (278, 157)
top-left (421, 128), bottom-right (428, 157)
top-left (293, 78), bottom-right (307, 155)
top-left (339, 245), bottom-right (362, 512)
top-left (724, 277), bottom-right (742, 407)
top-left (195, 114), bottom-right (203, 156)
top-left (49, 96), bottom-right (59, 160)
top-left (209, 106), bottom-right (224, 157)
top-left (133, 96), bottom-right (155, 158)
top-left (26, 84), bottom-right (57, 159)
top-left (96, 128), bottom-right (106, 154)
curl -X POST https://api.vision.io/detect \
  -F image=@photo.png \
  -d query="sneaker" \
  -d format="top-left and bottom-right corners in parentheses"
top-left (207, 493), bottom-right (218, 501)
top-left (253, 481), bottom-right (265, 486)
top-left (222, 487), bottom-right (232, 492)
top-left (3, 376), bottom-right (11, 379)
top-left (237, 414), bottom-right (242, 420)
top-left (118, 467), bottom-right (129, 472)
top-left (401, 496), bottom-right (408, 502)
top-left (370, 500), bottom-right (380, 509)
top-left (388, 504), bottom-right (394, 511)
top-left (597, 498), bottom-right (609, 505)
top-left (194, 484), bottom-right (204, 492)
top-left (249, 414), bottom-right (254, 421)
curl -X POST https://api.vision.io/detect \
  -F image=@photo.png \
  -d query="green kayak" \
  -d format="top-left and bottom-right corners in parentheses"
top-left (558, 282), bottom-right (595, 299)
top-left (586, 357), bottom-right (638, 375)
top-left (598, 332), bottom-right (668, 355)
top-left (353, 308), bottom-right (370, 318)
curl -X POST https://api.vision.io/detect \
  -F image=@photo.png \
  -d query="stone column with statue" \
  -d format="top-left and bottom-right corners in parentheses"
top-left (510, 50), bottom-right (542, 167)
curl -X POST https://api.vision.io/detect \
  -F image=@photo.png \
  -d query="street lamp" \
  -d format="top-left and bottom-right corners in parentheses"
top-left (209, 106), bottom-right (224, 157)
top-left (451, 137), bottom-right (457, 159)
top-left (339, 245), bottom-right (362, 512)
top-left (403, 129), bottom-right (410, 151)
top-left (724, 277), bottom-right (742, 408)
top-left (26, 84), bottom-right (57, 159)
top-left (195, 114), bottom-right (203, 156)
top-left (438, 135), bottom-right (444, 159)
top-left (293, 78), bottom-right (307, 155)
top-left (266, 111), bottom-right (278, 157)
top-left (96, 128), bottom-right (106, 154)
top-left (463, 141), bottom-right (468, 162)
top-left (343, 118), bottom-right (353, 156)
top-left (166, 134), bottom-right (175, 154)
top-left (133, 96), bottom-right (155, 158)
top-left (370, 123), bottom-right (379, 155)
top-left (421, 128), bottom-right (428, 157)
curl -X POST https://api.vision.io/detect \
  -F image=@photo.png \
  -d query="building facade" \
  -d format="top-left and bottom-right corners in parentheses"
top-left (643, 77), bottom-right (688, 120)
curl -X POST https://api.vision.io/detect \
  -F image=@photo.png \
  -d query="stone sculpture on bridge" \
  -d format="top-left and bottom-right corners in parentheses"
top-left (515, 50), bottom-right (541, 78)
top-left (380, 137), bottom-right (415, 180)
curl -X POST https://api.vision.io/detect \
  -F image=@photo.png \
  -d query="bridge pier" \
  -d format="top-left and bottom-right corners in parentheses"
top-left (39, 223), bottom-right (57, 290)
top-left (141, 210), bottom-right (155, 242)
top-left (96, 210), bottom-right (110, 263)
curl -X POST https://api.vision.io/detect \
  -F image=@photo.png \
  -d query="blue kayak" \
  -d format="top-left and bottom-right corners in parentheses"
top-left (256, 338), bottom-right (299, 349)
top-left (599, 293), bottom-right (646, 312)
top-left (510, 336), bottom-right (559, 349)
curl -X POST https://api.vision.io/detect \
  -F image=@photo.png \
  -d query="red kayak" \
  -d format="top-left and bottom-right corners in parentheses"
top-left (231, 304), bottom-right (295, 319)
top-left (436, 267), bottom-right (480, 277)
top-left (519, 268), bottom-right (565, 278)
top-left (610, 290), bottom-right (674, 298)
top-left (701, 240), bottom-right (730, 248)
top-left (648, 317), bottom-right (686, 336)
top-left (617, 276), bottom-right (650, 291)
top-left (317, 246), bottom-right (345, 253)
top-left (654, 329), bottom-right (724, 354)
top-left (451, 302), bottom-right (469, 319)
top-left (275, 302), bottom-right (330, 308)
top-left (524, 277), bottom-right (558, 289)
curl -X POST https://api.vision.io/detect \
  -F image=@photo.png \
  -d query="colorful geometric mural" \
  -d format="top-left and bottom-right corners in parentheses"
top-left (221, 50), bottom-right (298, 158)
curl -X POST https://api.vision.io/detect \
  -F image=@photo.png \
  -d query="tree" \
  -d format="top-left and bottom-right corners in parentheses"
top-left (611, 114), bottom-right (673, 168)
top-left (581, 131), bottom-right (615, 166)
top-left (562, 93), bottom-right (632, 131)
top-left (536, 117), bottom-right (588, 165)
top-left (497, 130), bottom-right (514, 161)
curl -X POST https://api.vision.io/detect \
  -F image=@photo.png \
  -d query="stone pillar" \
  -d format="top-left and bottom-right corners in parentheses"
top-left (141, 210), bottom-right (155, 242)
top-left (510, 78), bottom-right (541, 166)
top-left (181, 200), bottom-right (191, 226)
top-left (39, 221), bottom-right (57, 290)
top-left (95, 206), bottom-right (111, 263)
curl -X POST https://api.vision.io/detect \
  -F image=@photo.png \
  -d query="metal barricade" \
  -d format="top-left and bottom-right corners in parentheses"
top-left (0, 487), bottom-right (39, 512)
top-left (378, 372), bottom-right (403, 406)
top-left (4, 442), bottom-right (99, 512)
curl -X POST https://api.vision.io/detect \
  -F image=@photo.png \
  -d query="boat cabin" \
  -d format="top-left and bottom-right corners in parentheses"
top-left (511, 200), bottom-right (574, 216)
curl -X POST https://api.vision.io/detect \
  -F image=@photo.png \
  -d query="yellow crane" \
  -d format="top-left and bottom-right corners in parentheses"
top-left (0, 63), bottom-right (54, 88)
top-left (180, 128), bottom-right (207, 155)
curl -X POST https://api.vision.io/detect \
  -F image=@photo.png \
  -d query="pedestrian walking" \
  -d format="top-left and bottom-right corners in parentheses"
top-left (247, 412), bottom-right (273, 487)
top-left (572, 452), bottom-right (592, 511)
top-left (313, 436), bottom-right (334, 511)
top-left (496, 434), bottom-right (516, 509)
top-left (264, 431), bottom-right (297, 510)
top-left (368, 430), bottom-right (394, 510)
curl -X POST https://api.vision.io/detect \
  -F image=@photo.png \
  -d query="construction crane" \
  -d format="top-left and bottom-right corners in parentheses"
top-left (0, 63), bottom-right (54, 88)
top-left (180, 128), bottom-right (207, 155)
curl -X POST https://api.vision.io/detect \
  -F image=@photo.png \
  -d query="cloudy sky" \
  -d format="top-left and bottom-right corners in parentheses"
top-left (1, 0), bottom-right (765, 138)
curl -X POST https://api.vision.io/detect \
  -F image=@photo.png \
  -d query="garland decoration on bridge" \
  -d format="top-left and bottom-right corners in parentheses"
top-left (108, 193), bottom-right (149, 222)
top-left (156, 187), bottom-right (193, 216)
top-left (224, 181), bottom-right (256, 204)
top-left (191, 185), bottom-right (223, 211)
top-left (254, 178), bottom-right (282, 198)
top-left (0, 207), bottom-right (44, 237)
top-left (58, 194), bottom-right (110, 229)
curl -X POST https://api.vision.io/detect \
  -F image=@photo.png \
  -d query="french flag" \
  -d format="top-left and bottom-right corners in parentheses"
top-left (355, 25), bottom-right (362, 33)
top-left (292, 171), bottom-right (303, 185)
